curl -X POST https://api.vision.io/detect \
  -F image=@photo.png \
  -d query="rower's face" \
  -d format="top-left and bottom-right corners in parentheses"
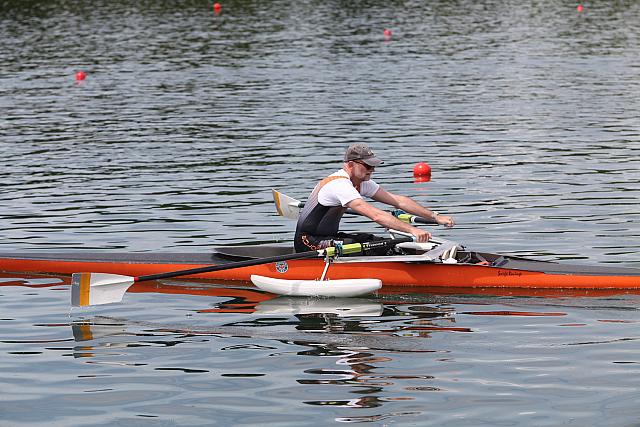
top-left (351, 161), bottom-right (375, 180)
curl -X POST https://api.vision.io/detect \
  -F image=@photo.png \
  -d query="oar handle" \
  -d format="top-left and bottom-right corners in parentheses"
top-left (135, 237), bottom-right (412, 283)
top-left (392, 211), bottom-right (438, 225)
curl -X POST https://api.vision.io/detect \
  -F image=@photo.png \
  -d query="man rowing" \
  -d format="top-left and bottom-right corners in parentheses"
top-left (294, 143), bottom-right (455, 253)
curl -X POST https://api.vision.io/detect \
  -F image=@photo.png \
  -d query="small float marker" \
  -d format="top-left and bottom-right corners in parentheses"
top-left (384, 28), bottom-right (392, 39)
top-left (576, 4), bottom-right (584, 12)
top-left (413, 162), bottom-right (431, 177)
top-left (213, 2), bottom-right (221, 14)
top-left (413, 162), bottom-right (431, 183)
top-left (75, 71), bottom-right (86, 81)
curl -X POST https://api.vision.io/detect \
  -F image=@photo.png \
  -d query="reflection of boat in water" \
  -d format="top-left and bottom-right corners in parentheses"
top-left (68, 314), bottom-right (449, 354)
top-left (254, 297), bottom-right (383, 317)
top-left (129, 280), bottom-right (274, 313)
top-left (0, 276), bottom-right (64, 288)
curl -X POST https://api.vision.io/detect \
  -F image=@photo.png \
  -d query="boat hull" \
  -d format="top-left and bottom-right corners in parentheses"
top-left (0, 248), bottom-right (639, 289)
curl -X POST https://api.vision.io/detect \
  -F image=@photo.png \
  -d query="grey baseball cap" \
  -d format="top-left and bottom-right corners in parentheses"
top-left (344, 143), bottom-right (384, 167)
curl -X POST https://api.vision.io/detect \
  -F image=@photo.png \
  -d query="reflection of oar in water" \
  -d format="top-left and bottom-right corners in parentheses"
top-left (72, 320), bottom-right (127, 342)
top-left (71, 237), bottom-right (412, 307)
top-left (272, 189), bottom-right (438, 225)
top-left (254, 297), bottom-right (384, 317)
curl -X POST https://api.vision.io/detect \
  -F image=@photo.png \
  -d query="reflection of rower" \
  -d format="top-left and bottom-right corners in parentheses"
top-left (298, 346), bottom-right (416, 409)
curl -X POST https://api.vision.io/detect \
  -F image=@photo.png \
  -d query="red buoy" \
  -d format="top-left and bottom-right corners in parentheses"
top-left (576, 4), bottom-right (584, 12)
top-left (383, 29), bottom-right (392, 39)
top-left (413, 162), bottom-right (431, 177)
top-left (75, 71), bottom-right (86, 81)
top-left (213, 2), bottom-right (221, 14)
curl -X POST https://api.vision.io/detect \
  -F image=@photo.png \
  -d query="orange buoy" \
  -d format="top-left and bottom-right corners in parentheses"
top-left (413, 162), bottom-right (431, 177)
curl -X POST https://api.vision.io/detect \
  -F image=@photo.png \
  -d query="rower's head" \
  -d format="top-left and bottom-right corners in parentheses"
top-left (344, 143), bottom-right (383, 181)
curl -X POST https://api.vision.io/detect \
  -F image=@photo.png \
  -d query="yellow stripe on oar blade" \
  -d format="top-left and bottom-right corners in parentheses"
top-left (79, 272), bottom-right (91, 306)
top-left (273, 189), bottom-right (285, 217)
top-left (71, 273), bottom-right (135, 307)
top-left (70, 272), bottom-right (92, 307)
top-left (272, 189), bottom-right (303, 220)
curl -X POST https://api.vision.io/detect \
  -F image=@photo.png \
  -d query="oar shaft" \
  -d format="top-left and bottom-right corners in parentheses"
top-left (136, 250), bottom-right (319, 283)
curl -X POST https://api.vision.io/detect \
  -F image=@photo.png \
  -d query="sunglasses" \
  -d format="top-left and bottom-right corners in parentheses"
top-left (353, 160), bottom-right (375, 171)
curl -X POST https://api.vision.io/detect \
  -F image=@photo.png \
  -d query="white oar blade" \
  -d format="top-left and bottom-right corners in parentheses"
top-left (251, 274), bottom-right (381, 298)
top-left (272, 189), bottom-right (302, 220)
top-left (71, 273), bottom-right (135, 307)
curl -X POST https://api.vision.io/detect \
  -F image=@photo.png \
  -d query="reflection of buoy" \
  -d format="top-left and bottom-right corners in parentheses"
top-left (75, 71), bottom-right (86, 81)
top-left (384, 28), bottom-right (392, 39)
top-left (414, 175), bottom-right (431, 183)
top-left (577, 4), bottom-right (584, 12)
top-left (213, 2), bottom-right (221, 14)
top-left (413, 162), bottom-right (431, 177)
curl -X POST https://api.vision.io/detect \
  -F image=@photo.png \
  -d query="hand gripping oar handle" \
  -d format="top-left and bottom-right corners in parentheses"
top-left (136, 236), bottom-right (412, 283)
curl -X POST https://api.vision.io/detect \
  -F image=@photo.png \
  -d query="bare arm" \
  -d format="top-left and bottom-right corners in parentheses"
top-left (346, 198), bottom-right (432, 242)
top-left (372, 187), bottom-right (455, 228)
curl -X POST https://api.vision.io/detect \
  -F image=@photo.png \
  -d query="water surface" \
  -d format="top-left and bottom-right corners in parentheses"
top-left (1, 0), bottom-right (639, 425)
